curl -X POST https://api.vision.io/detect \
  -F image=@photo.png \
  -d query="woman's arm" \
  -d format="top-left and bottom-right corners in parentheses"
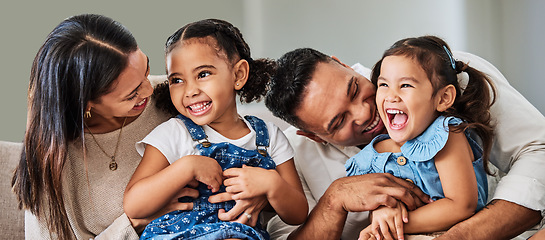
top-left (404, 131), bottom-right (478, 233)
top-left (123, 145), bottom-right (223, 219)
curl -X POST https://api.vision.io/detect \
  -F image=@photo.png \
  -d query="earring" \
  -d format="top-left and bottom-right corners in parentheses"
top-left (85, 109), bottom-right (91, 118)
top-left (236, 83), bottom-right (239, 86)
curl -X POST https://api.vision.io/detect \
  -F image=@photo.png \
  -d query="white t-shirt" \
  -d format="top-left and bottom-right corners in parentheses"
top-left (136, 116), bottom-right (294, 166)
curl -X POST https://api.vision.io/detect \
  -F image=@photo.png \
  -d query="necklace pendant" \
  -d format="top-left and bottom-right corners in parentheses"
top-left (109, 158), bottom-right (118, 171)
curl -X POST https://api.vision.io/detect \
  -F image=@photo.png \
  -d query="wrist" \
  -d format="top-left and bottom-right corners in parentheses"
top-left (322, 180), bottom-right (349, 213)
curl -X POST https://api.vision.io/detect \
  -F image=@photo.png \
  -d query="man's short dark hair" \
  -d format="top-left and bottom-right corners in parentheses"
top-left (265, 48), bottom-right (331, 130)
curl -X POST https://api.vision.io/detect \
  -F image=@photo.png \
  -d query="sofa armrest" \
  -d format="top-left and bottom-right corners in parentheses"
top-left (0, 141), bottom-right (24, 238)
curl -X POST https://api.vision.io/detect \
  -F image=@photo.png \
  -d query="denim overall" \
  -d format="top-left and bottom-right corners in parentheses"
top-left (140, 114), bottom-right (276, 240)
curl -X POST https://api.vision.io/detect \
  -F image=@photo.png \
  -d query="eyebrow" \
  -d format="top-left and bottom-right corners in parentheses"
top-left (326, 76), bottom-right (355, 132)
top-left (167, 64), bottom-right (216, 79)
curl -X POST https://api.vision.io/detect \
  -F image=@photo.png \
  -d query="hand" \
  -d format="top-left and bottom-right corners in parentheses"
top-left (365, 201), bottom-right (408, 240)
top-left (208, 191), bottom-right (268, 227)
top-left (223, 165), bottom-right (281, 199)
top-left (182, 155), bottom-right (223, 192)
top-left (327, 173), bottom-right (430, 213)
top-left (128, 184), bottom-right (199, 233)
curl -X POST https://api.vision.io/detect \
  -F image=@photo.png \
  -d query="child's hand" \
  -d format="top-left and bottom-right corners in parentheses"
top-left (208, 190), bottom-right (269, 227)
top-left (365, 201), bottom-right (408, 240)
top-left (181, 155), bottom-right (223, 192)
top-left (223, 165), bottom-right (280, 199)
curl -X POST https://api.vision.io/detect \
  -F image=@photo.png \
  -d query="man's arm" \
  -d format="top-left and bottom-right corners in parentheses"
top-left (288, 174), bottom-right (430, 240)
top-left (438, 200), bottom-right (541, 239)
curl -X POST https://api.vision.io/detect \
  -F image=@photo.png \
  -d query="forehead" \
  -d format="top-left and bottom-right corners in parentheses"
top-left (295, 61), bottom-right (349, 133)
top-left (167, 41), bottom-right (227, 68)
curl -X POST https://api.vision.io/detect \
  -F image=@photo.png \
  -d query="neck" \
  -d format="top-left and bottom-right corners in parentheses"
top-left (84, 115), bottom-right (137, 134)
top-left (208, 114), bottom-right (250, 140)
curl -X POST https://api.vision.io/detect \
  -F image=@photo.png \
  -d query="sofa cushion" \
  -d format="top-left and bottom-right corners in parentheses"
top-left (0, 141), bottom-right (24, 239)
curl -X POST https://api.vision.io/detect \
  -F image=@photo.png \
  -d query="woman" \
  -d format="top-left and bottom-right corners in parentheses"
top-left (11, 14), bottom-right (189, 239)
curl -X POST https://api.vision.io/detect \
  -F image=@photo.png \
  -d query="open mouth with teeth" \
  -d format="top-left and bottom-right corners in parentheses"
top-left (386, 109), bottom-right (408, 129)
top-left (133, 97), bottom-right (148, 110)
top-left (187, 101), bottom-right (212, 116)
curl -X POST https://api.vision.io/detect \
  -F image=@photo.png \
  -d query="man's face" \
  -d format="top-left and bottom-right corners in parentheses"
top-left (295, 60), bottom-right (386, 147)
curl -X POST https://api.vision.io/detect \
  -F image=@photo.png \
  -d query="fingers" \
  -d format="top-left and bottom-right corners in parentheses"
top-left (208, 192), bottom-right (233, 204)
top-left (388, 175), bottom-right (431, 206)
top-left (198, 174), bottom-right (223, 193)
top-left (217, 201), bottom-right (246, 221)
top-left (223, 167), bottom-right (241, 178)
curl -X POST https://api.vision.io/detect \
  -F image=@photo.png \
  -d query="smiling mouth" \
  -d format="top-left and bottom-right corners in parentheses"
top-left (363, 111), bottom-right (381, 132)
top-left (135, 98), bottom-right (147, 107)
top-left (187, 101), bottom-right (211, 114)
top-left (386, 109), bottom-right (408, 128)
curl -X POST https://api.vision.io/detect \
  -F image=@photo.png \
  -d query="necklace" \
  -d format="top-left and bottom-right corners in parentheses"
top-left (84, 117), bottom-right (128, 171)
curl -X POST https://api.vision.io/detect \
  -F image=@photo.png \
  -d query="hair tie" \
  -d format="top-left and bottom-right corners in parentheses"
top-left (443, 45), bottom-right (456, 70)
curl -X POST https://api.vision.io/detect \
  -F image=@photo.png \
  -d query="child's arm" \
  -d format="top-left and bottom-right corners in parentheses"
top-left (403, 131), bottom-right (479, 233)
top-left (223, 159), bottom-right (308, 225)
top-left (123, 145), bottom-right (223, 219)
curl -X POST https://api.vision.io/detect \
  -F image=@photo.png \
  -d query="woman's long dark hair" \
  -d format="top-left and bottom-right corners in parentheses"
top-left (371, 35), bottom-right (496, 174)
top-left (155, 19), bottom-right (277, 116)
top-left (11, 14), bottom-right (138, 239)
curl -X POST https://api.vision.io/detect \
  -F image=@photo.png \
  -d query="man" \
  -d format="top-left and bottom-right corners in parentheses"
top-left (265, 47), bottom-right (545, 239)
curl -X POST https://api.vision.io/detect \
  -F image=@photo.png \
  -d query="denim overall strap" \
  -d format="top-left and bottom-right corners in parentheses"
top-left (176, 114), bottom-right (208, 143)
top-left (243, 115), bottom-right (269, 156)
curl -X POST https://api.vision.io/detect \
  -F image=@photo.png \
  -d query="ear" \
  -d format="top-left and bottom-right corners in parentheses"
top-left (331, 56), bottom-right (351, 69)
top-left (233, 59), bottom-right (249, 90)
top-left (436, 85), bottom-right (456, 112)
top-left (296, 130), bottom-right (328, 144)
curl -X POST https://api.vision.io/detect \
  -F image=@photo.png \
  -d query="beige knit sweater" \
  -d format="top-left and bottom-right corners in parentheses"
top-left (25, 77), bottom-right (171, 239)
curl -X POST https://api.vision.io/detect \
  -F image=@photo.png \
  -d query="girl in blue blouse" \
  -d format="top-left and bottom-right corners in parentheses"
top-left (345, 35), bottom-right (496, 240)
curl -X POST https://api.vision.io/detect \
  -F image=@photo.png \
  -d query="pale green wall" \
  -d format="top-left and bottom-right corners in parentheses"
top-left (1, 0), bottom-right (544, 141)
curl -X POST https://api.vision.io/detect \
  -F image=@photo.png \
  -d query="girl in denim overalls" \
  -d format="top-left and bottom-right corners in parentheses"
top-left (124, 19), bottom-right (307, 240)
top-left (344, 36), bottom-right (497, 240)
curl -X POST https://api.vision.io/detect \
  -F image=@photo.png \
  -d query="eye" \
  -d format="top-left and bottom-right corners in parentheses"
top-left (170, 77), bottom-right (184, 84)
top-left (127, 92), bottom-right (139, 101)
top-left (198, 71), bottom-right (211, 79)
top-left (351, 80), bottom-right (359, 100)
top-left (378, 82), bottom-right (388, 88)
top-left (401, 83), bottom-right (413, 88)
top-left (332, 114), bottom-right (346, 132)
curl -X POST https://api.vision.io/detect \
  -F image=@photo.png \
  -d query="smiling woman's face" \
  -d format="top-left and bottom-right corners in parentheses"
top-left (295, 60), bottom-right (385, 147)
top-left (88, 48), bottom-right (152, 120)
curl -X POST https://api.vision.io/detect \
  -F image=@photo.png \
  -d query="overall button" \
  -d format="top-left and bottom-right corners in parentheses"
top-left (396, 156), bottom-right (407, 166)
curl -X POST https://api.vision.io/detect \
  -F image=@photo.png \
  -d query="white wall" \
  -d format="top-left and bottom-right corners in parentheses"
top-left (1, 0), bottom-right (544, 141)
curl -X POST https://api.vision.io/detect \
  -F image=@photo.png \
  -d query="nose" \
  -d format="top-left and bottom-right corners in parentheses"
top-left (384, 89), bottom-right (400, 103)
top-left (184, 80), bottom-right (200, 98)
top-left (351, 101), bottom-right (371, 126)
top-left (141, 78), bottom-right (154, 98)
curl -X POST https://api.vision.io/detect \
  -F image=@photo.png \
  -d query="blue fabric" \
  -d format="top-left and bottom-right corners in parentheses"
top-left (345, 116), bottom-right (488, 211)
top-left (140, 115), bottom-right (275, 240)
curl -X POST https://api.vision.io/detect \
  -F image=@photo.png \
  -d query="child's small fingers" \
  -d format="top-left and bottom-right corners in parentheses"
top-left (394, 216), bottom-right (405, 240)
top-left (379, 221), bottom-right (393, 240)
top-left (401, 204), bottom-right (408, 223)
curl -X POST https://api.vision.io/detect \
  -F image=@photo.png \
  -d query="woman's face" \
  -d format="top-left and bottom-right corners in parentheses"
top-left (88, 49), bottom-right (152, 120)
